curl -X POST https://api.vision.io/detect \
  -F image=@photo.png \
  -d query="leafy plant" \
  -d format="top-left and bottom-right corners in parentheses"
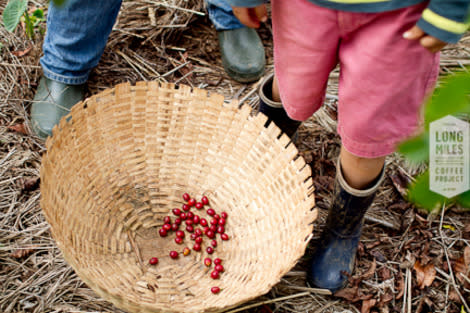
top-left (2, 0), bottom-right (65, 39)
top-left (398, 70), bottom-right (470, 211)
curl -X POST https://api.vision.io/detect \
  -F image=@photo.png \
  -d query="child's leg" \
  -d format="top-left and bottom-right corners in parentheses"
top-left (272, 75), bottom-right (281, 103)
top-left (339, 146), bottom-right (385, 189)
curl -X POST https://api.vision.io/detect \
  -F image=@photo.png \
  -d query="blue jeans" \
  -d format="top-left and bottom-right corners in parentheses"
top-left (40, 0), bottom-right (244, 85)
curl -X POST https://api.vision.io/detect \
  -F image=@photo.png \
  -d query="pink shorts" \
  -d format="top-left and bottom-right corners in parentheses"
top-left (271, 0), bottom-right (440, 158)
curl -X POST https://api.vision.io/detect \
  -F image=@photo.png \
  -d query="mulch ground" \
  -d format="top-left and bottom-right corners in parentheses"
top-left (1, 1), bottom-right (469, 313)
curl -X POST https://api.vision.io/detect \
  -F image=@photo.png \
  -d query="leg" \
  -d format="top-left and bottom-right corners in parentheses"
top-left (31, 0), bottom-right (122, 139)
top-left (339, 146), bottom-right (385, 190)
top-left (205, 0), bottom-right (265, 82)
top-left (40, 0), bottom-right (122, 84)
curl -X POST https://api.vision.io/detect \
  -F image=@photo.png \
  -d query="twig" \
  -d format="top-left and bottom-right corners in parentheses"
top-left (127, 230), bottom-right (145, 273)
top-left (312, 300), bottom-right (340, 313)
top-left (438, 204), bottom-right (470, 313)
top-left (0, 62), bottom-right (41, 69)
top-left (224, 292), bottom-right (311, 313)
top-left (143, 0), bottom-right (206, 16)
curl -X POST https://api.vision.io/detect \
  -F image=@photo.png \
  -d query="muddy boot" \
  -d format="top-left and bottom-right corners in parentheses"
top-left (307, 160), bottom-right (385, 292)
top-left (217, 27), bottom-right (265, 83)
top-left (258, 73), bottom-right (301, 138)
top-left (31, 76), bottom-right (85, 140)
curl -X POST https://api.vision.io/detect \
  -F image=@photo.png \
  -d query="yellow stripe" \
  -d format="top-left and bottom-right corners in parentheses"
top-left (422, 9), bottom-right (469, 34)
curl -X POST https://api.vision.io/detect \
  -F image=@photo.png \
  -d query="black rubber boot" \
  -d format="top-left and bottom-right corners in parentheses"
top-left (31, 76), bottom-right (85, 140)
top-left (307, 160), bottom-right (384, 292)
top-left (258, 73), bottom-right (301, 138)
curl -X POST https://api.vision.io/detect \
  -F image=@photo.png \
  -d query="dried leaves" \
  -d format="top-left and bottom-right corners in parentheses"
top-left (7, 123), bottom-right (28, 135)
top-left (413, 260), bottom-right (437, 289)
top-left (10, 246), bottom-right (37, 259)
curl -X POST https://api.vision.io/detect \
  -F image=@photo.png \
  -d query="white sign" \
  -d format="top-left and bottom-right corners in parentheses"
top-left (429, 115), bottom-right (469, 198)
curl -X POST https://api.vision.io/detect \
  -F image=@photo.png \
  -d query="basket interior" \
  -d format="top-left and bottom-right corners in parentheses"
top-left (40, 82), bottom-right (317, 313)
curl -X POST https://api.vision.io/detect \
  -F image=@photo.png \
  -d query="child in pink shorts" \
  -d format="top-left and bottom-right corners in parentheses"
top-left (227, 0), bottom-right (470, 292)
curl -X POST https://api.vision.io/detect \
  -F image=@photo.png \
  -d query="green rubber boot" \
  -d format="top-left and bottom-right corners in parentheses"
top-left (31, 76), bottom-right (85, 140)
top-left (217, 27), bottom-right (265, 83)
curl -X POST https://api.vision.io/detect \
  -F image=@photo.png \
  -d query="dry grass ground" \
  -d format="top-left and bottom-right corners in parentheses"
top-left (1, 1), bottom-right (469, 312)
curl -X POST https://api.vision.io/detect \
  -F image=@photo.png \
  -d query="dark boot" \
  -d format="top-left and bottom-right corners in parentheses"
top-left (258, 73), bottom-right (301, 138)
top-left (31, 76), bottom-right (85, 140)
top-left (307, 160), bottom-right (384, 292)
top-left (217, 27), bottom-right (265, 83)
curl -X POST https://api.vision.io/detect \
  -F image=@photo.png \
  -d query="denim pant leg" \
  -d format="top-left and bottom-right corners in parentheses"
top-left (205, 0), bottom-right (244, 31)
top-left (40, 0), bottom-right (122, 85)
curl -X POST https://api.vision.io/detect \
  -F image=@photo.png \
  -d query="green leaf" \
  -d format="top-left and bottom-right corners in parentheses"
top-left (407, 170), bottom-right (448, 211)
top-left (2, 0), bottom-right (28, 32)
top-left (457, 189), bottom-right (470, 209)
top-left (397, 133), bottom-right (429, 163)
top-left (32, 9), bottom-right (44, 19)
top-left (424, 72), bottom-right (470, 127)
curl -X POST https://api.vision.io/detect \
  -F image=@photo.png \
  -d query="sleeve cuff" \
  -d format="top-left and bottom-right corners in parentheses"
top-left (417, 8), bottom-right (469, 44)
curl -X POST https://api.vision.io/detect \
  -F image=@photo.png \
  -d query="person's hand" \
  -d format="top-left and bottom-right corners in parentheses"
top-left (232, 4), bottom-right (268, 28)
top-left (403, 25), bottom-right (447, 53)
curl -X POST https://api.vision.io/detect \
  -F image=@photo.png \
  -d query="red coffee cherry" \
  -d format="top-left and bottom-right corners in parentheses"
top-left (221, 233), bottom-right (229, 241)
top-left (216, 225), bottom-right (225, 234)
top-left (215, 264), bottom-right (224, 273)
top-left (169, 251), bottom-right (179, 259)
top-left (200, 218), bottom-right (208, 227)
top-left (210, 270), bottom-right (219, 279)
top-left (210, 225), bottom-right (217, 233)
top-left (186, 225), bottom-right (194, 233)
top-left (211, 240), bottom-right (217, 248)
top-left (194, 228), bottom-right (203, 237)
top-left (172, 208), bottom-right (181, 216)
top-left (195, 236), bottom-right (203, 244)
top-left (193, 243), bottom-right (201, 251)
top-left (159, 228), bottom-right (168, 237)
top-left (175, 218), bottom-right (182, 225)
top-left (201, 196), bottom-right (209, 205)
top-left (176, 230), bottom-right (185, 238)
top-left (211, 286), bottom-right (220, 294)
top-left (187, 211), bottom-right (194, 219)
top-left (182, 193), bottom-right (190, 202)
top-left (149, 257), bottom-right (159, 265)
top-left (206, 230), bottom-right (215, 239)
top-left (163, 216), bottom-right (171, 224)
top-left (206, 247), bottom-right (214, 254)
top-left (188, 198), bottom-right (196, 206)
top-left (182, 204), bottom-right (190, 212)
top-left (221, 212), bottom-right (228, 219)
top-left (193, 215), bottom-right (200, 224)
top-left (175, 237), bottom-right (183, 244)
top-left (218, 218), bottom-right (226, 226)
top-left (210, 218), bottom-right (218, 226)
top-left (207, 208), bottom-right (215, 216)
top-left (213, 258), bottom-right (222, 265)
top-left (195, 202), bottom-right (203, 209)
top-left (171, 223), bottom-right (179, 231)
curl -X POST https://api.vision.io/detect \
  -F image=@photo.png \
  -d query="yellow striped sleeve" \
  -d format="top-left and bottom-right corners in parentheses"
top-left (422, 9), bottom-right (470, 34)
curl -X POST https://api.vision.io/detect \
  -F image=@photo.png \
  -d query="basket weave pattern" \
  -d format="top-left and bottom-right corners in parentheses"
top-left (40, 82), bottom-right (317, 313)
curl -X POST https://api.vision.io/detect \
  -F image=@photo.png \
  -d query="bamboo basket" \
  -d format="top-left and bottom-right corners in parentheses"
top-left (40, 82), bottom-right (317, 313)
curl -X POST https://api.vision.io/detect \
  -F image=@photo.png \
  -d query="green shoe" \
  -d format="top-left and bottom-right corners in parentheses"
top-left (217, 27), bottom-right (265, 83)
top-left (31, 76), bottom-right (85, 140)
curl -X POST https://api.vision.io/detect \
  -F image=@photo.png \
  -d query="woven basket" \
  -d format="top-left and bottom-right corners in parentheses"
top-left (40, 82), bottom-right (317, 313)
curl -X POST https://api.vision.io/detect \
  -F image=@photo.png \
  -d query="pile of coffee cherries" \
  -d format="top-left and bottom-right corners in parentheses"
top-left (148, 193), bottom-right (229, 294)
